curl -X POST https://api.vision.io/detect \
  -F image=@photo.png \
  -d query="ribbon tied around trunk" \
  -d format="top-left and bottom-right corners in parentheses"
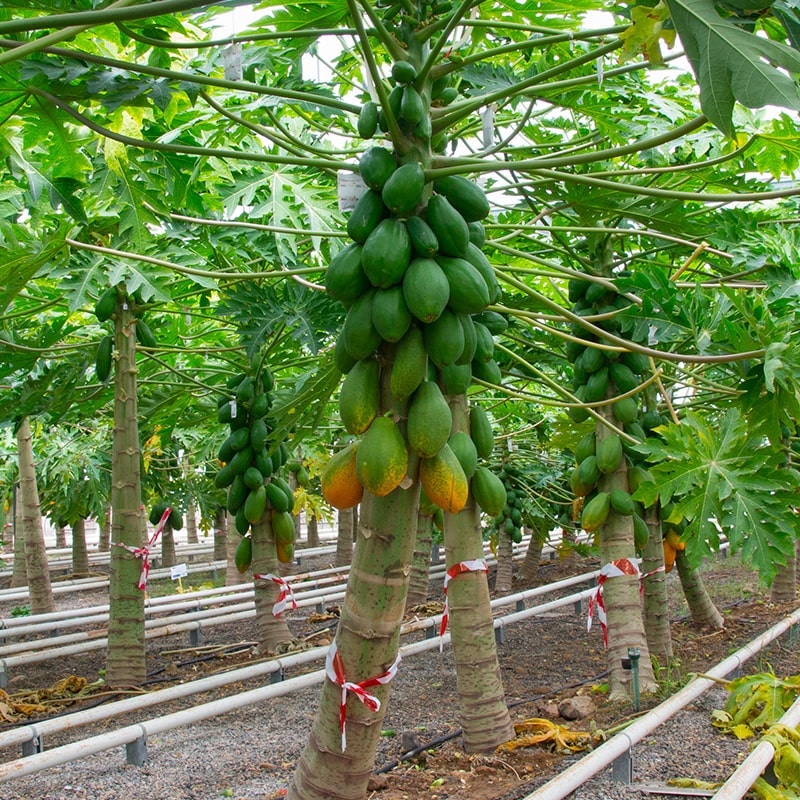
top-left (325, 640), bottom-right (400, 752)
top-left (254, 573), bottom-right (297, 617)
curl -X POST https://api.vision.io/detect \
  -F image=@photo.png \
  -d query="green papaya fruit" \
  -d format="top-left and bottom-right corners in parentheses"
top-left (469, 404), bottom-right (494, 459)
top-left (325, 244), bottom-right (369, 304)
top-left (361, 218), bottom-right (411, 288)
top-left (381, 162), bottom-right (425, 216)
top-left (95, 336), bottom-right (113, 382)
top-left (347, 190), bottom-right (386, 243)
top-left (372, 285), bottom-right (412, 343)
top-left (357, 101), bottom-right (379, 139)
top-left (94, 287), bottom-right (117, 322)
top-left (359, 147), bottom-right (396, 190)
top-left (389, 325), bottom-right (428, 403)
top-left (433, 175), bottom-right (490, 222)
top-left (436, 255), bottom-right (490, 315)
top-left (425, 195), bottom-right (469, 257)
top-left (439, 362), bottom-right (472, 395)
top-left (244, 485), bottom-right (268, 524)
top-left (342, 290), bottom-right (382, 360)
top-left (402, 257), bottom-right (450, 324)
top-left (424, 308), bottom-right (464, 367)
top-left (406, 215), bottom-right (439, 258)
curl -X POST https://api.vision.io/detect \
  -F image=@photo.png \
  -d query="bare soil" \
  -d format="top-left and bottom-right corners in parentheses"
top-left (0, 554), bottom-right (798, 800)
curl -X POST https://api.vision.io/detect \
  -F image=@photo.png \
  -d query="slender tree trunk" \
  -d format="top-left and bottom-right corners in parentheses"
top-left (11, 488), bottom-right (27, 588)
top-left (307, 514), bottom-right (320, 548)
top-left (160, 521), bottom-right (177, 569)
top-left (494, 530), bottom-right (514, 594)
top-left (106, 297), bottom-right (148, 687)
top-left (55, 524), bottom-right (67, 548)
top-left (519, 525), bottom-right (545, 584)
top-left (287, 480), bottom-right (420, 800)
top-left (675, 549), bottom-right (724, 629)
top-left (225, 513), bottom-right (241, 586)
top-left (770, 540), bottom-right (798, 603)
top-left (595, 406), bottom-right (656, 699)
top-left (16, 417), bottom-right (55, 615)
top-left (98, 505), bottom-right (111, 552)
top-left (405, 508), bottom-right (433, 607)
top-left (72, 518), bottom-right (90, 577)
top-left (441, 396), bottom-right (514, 753)
top-left (334, 507), bottom-right (354, 567)
top-left (641, 504), bottom-right (672, 661)
top-left (214, 507), bottom-right (227, 562)
top-left (186, 501), bottom-right (199, 545)
top-left (251, 509), bottom-right (295, 654)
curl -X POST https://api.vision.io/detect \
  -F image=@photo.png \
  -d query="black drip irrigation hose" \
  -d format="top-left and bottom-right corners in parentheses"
top-left (373, 670), bottom-right (610, 775)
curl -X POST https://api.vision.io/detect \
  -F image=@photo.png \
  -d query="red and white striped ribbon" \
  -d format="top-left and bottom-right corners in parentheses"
top-left (325, 640), bottom-right (401, 752)
top-left (112, 506), bottom-right (171, 591)
top-left (439, 558), bottom-right (489, 652)
top-left (587, 557), bottom-right (665, 646)
top-left (253, 573), bottom-right (297, 617)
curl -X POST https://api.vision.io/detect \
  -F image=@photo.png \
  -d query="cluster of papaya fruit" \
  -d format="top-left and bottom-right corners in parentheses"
top-left (566, 277), bottom-right (655, 547)
top-left (357, 57), bottom-right (462, 154)
top-left (321, 131), bottom-right (509, 515)
top-left (213, 365), bottom-right (296, 569)
top-left (148, 499), bottom-right (182, 531)
top-left (484, 466), bottom-right (528, 545)
top-left (93, 286), bottom-right (156, 383)
top-left (662, 521), bottom-right (687, 572)
top-left (570, 427), bottom-right (649, 549)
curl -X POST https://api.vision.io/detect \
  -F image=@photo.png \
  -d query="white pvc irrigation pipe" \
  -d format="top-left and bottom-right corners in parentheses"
top-left (711, 692), bottom-right (800, 800)
top-left (521, 603), bottom-right (800, 800)
top-left (0, 562), bottom-right (353, 631)
top-left (0, 555), bottom-right (586, 670)
top-left (0, 570), bottom-right (601, 757)
top-left (0, 584), bottom-right (597, 780)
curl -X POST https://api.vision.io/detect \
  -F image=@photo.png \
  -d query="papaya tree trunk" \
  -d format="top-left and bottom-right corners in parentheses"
top-left (251, 510), bottom-right (294, 654)
top-left (519, 525), bottom-right (545, 584)
top-left (186, 501), bottom-right (199, 545)
top-left (16, 417), bottom-right (55, 615)
top-left (494, 530), bottom-right (514, 594)
top-left (595, 407), bottom-right (656, 700)
top-left (72, 518), bottom-right (90, 577)
top-left (225, 513), bottom-right (241, 586)
top-left (55, 524), bottom-right (67, 548)
top-left (98, 505), bottom-right (111, 552)
top-left (334, 507), bottom-right (354, 567)
top-left (160, 521), bottom-right (177, 569)
top-left (214, 506), bottom-right (227, 562)
top-left (287, 481), bottom-right (420, 800)
top-left (307, 513), bottom-right (320, 548)
top-left (442, 395), bottom-right (514, 753)
top-left (405, 507), bottom-right (434, 607)
top-left (106, 298), bottom-right (148, 687)
top-left (675, 549), bottom-right (724, 629)
top-left (641, 504), bottom-right (672, 661)
top-left (770, 540), bottom-right (798, 603)
top-left (11, 486), bottom-right (27, 589)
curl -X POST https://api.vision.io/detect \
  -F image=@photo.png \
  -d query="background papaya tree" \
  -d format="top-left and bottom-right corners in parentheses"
top-left (36, 421), bottom-right (112, 576)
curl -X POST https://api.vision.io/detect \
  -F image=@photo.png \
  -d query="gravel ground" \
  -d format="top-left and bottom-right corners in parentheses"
top-left (0, 554), bottom-right (797, 800)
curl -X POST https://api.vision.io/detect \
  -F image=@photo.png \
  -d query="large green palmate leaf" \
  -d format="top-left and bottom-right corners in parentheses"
top-left (667, 0), bottom-right (800, 135)
top-left (632, 409), bottom-right (800, 584)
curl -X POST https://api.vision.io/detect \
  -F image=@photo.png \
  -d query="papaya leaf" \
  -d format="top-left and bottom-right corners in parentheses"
top-left (666, 0), bottom-right (800, 135)
top-left (632, 409), bottom-right (799, 583)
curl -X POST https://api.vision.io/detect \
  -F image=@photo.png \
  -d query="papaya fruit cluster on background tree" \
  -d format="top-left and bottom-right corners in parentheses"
top-left (2, 0), bottom-right (800, 797)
